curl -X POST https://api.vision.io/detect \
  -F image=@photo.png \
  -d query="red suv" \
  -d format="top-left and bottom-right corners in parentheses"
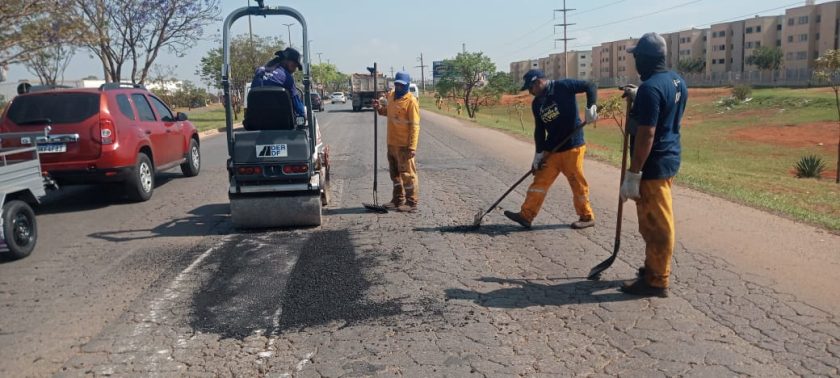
top-left (0, 83), bottom-right (201, 201)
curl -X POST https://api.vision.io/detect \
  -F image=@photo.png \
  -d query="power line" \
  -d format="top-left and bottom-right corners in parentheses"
top-left (500, 0), bottom-right (704, 61)
top-left (568, 0), bottom-right (705, 33)
top-left (571, 0), bottom-right (627, 16)
top-left (500, 17), bottom-right (555, 47)
top-left (554, 0), bottom-right (576, 78)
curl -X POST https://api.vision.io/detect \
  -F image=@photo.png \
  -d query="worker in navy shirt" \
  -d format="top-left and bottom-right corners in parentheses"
top-left (251, 47), bottom-right (305, 117)
top-left (504, 69), bottom-right (598, 230)
top-left (619, 32), bottom-right (688, 298)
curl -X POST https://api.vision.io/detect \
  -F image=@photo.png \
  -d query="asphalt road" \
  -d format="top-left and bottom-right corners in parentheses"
top-left (1, 100), bottom-right (838, 377)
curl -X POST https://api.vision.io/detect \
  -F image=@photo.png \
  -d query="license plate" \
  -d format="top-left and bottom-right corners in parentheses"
top-left (256, 144), bottom-right (288, 158)
top-left (37, 143), bottom-right (66, 154)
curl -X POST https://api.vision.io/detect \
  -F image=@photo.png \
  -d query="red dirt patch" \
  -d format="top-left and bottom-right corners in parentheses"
top-left (730, 121), bottom-right (837, 151)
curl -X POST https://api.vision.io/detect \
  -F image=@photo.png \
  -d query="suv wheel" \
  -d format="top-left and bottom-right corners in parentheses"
top-left (2, 200), bottom-right (37, 259)
top-left (180, 138), bottom-right (201, 177)
top-left (127, 153), bottom-right (154, 202)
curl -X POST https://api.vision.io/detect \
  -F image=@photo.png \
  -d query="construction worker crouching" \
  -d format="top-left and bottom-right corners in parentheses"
top-left (373, 71), bottom-right (420, 213)
top-left (619, 32), bottom-right (687, 298)
top-left (504, 69), bottom-right (598, 230)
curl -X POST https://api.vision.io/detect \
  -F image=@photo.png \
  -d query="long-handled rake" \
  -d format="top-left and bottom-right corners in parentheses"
top-left (363, 62), bottom-right (388, 213)
top-left (588, 96), bottom-right (633, 280)
top-left (472, 121), bottom-right (588, 227)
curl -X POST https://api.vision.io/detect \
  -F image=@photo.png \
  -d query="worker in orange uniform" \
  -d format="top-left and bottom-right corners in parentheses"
top-left (373, 71), bottom-right (421, 213)
top-left (504, 69), bottom-right (598, 229)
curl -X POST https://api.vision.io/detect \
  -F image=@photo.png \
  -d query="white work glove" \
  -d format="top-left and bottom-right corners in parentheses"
top-left (585, 104), bottom-right (598, 123)
top-left (620, 170), bottom-right (643, 202)
top-left (621, 84), bottom-right (638, 102)
top-left (531, 152), bottom-right (544, 171)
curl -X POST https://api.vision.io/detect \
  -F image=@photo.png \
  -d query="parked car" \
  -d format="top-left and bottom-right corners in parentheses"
top-left (330, 92), bottom-right (346, 104)
top-left (0, 83), bottom-right (201, 202)
top-left (310, 93), bottom-right (324, 111)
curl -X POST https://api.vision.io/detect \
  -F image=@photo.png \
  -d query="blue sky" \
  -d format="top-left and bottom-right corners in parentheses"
top-left (3, 0), bottom-right (814, 89)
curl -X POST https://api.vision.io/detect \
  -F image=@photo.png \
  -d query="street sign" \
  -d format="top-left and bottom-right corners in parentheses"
top-left (432, 61), bottom-right (450, 79)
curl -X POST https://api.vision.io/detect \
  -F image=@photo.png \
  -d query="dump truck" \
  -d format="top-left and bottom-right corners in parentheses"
top-left (351, 72), bottom-right (391, 112)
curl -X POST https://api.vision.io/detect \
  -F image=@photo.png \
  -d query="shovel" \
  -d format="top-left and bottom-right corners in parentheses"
top-left (588, 96), bottom-right (633, 280)
top-left (472, 121), bottom-right (588, 227)
top-left (363, 62), bottom-right (388, 213)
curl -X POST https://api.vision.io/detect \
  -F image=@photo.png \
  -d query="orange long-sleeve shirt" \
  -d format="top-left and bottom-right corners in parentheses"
top-left (377, 90), bottom-right (420, 150)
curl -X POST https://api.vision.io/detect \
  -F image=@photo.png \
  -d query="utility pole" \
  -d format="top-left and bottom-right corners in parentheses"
top-left (415, 53), bottom-right (428, 91)
top-left (247, 0), bottom-right (255, 69)
top-left (554, 0), bottom-right (575, 78)
top-left (462, 43), bottom-right (466, 53)
top-left (282, 23), bottom-right (294, 48)
top-left (390, 66), bottom-right (394, 78)
top-left (316, 52), bottom-right (323, 65)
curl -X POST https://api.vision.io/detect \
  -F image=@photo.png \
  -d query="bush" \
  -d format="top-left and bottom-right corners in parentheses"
top-left (732, 84), bottom-right (752, 101)
top-left (794, 155), bottom-right (826, 178)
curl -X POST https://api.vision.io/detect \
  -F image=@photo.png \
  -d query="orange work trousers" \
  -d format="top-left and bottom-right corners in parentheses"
top-left (387, 145), bottom-right (418, 205)
top-left (636, 178), bottom-right (676, 288)
top-left (520, 145), bottom-right (594, 222)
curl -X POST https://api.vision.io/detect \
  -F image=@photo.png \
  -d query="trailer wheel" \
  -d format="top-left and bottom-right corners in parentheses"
top-left (2, 200), bottom-right (37, 259)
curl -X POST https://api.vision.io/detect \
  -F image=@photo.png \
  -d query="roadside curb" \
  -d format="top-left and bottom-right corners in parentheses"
top-left (198, 123), bottom-right (241, 140)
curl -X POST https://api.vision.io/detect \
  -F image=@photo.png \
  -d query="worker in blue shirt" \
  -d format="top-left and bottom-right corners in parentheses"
top-left (504, 69), bottom-right (598, 230)
top-left (251, 47), bottom-right (305, 117)
top-left (619, 32), bottom-right (688, 298)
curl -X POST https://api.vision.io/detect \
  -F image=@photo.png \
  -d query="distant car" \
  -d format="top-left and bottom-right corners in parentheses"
top-left (330, 92), bottom-right (346, 104)
top-left (0, 83), bottom-right (201, 202)
top-left (309, 93), bottom-right (324, 111)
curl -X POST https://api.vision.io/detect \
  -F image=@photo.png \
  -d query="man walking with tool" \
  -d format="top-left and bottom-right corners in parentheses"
top-left (373, 71), bottom-right (420, 213)
top-left (503, 69), bottom-right (598, 229)
top-left (619, 32), bottom-right (687, 298)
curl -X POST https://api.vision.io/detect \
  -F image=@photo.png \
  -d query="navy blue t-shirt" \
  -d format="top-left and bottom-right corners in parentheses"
top-left (532, 79), bottom-right (597, 153)
top-left (629, 71), bottom-right (687, 180)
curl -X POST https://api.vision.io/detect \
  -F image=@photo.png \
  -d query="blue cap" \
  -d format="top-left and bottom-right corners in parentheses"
top-left (394, 71), bottom-right (411, 85)
top-left (521, 69), bottom-right (545, 90)
top-left (628, 32), bottom-right (667, 58)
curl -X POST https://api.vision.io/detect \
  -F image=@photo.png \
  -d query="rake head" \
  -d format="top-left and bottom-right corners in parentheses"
top-left (363, 203), bottom-right (388, 213)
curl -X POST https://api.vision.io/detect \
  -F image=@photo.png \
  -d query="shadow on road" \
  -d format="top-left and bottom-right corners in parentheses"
top-left (325, 206), bottom-right (385, 216)
top-left (36, 172), bottom-right (183, 215)
top-left (327, 108), bottom-right (373, 113)
top-left (189, 229), bottom-right (402, 339)
top-left (414, 223), bottom-right (570, 236)
top-left (86, 203), bottom-right (230, 241)
top-left (445, 277), bottom-right (635, 308)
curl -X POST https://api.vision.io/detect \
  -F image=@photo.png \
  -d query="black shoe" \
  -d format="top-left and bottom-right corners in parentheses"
top-left (619, 278), bottom-right (669, 298)
top-left (637, 267), bottom-right (646, 278)
top-left (503, 211), bottom-right (532, 229)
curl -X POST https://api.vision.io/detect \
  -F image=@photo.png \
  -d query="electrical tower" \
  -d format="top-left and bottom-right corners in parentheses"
top-left (554, 0), bottom-right (575, 78)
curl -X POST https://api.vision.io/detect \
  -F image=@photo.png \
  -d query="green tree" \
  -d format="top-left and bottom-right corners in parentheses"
top-left (746, 46), bottom-right (783, 71)
top-left (677, 57), bottom-right (705, 74)
top-left (813, 49), bottom-right (840, 183)
top-left (0, 0), bottom-right (51, 65)
top-left (468, 71), bottom-right (518, 115)
top-left (436, 51), bottom-right (496, 118)
top-left (311, 63), bottom-right (348, 94)
top-left (197, 34), bottom-right (285, 91)
top-left (173, 81), bottom-right (209, 110)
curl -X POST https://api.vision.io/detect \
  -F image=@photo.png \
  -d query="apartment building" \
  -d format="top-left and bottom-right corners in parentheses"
top-left (707, 20), bottom-right (745, 79)
top-left (591, 46), bottom-right (604, 82)
top-left (547, 52), bottom-right (567, 79)
top-left (743, 15), bottom-right (783, 74)
top-left (614, 38), bottom-right (638, 83)
top-left (677, 28), bottom-right (709, 66)
top-left (510, 59), bottom-right (536, 86)
top-left (782, 1), bottom-right (840, 79)
top-left (661, 32), bottom-right (681, 69)
top-left (575, 51), bottom-right (592, 81)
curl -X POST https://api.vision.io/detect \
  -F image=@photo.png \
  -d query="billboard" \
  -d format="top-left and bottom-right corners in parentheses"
top-left (432, 61), bottom-right (450, 79)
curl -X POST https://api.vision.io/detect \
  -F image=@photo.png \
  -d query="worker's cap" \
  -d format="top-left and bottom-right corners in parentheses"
top-left (275, 47), bottom-right (303, 69)
top-left (394, 71), bottom-right (411, 85)
top-left (628, 32), bottom-right (667, 58)
top-left (521, 69), bottom-right (545, 91)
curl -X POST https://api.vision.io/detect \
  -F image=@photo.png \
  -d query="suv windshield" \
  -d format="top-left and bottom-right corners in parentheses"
top-left (7, 93), bottom-right (99, 125)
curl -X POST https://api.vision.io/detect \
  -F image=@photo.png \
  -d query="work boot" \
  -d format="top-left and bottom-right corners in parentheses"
top-left (570, 215), bottom-right (595, 229)
top-left (503, 211), bottom-right (532, 229)
top-left (383, 201), bottom-right (403, 210)
top-left (619, 278), bottom-right (669, 298)
top-left (397, 203), bottom-right (418, 213)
